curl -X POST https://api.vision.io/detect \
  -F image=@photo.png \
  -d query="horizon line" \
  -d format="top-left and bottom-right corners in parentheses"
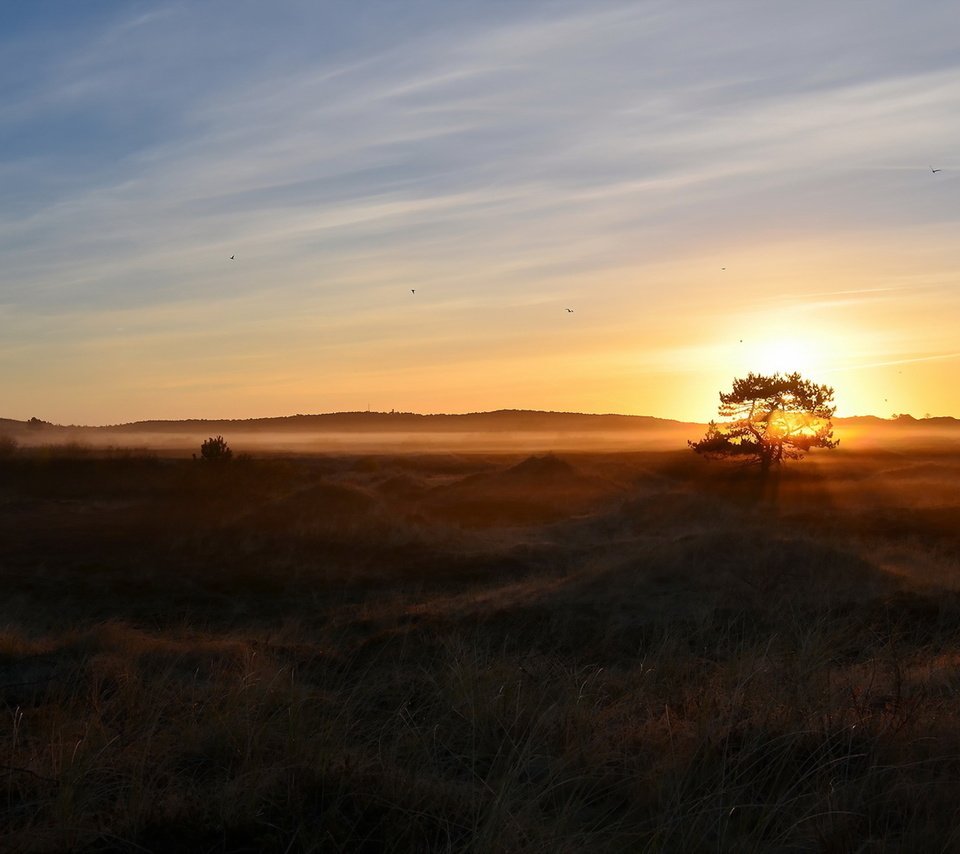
top-left (2, 408), bottom-right (951, 431)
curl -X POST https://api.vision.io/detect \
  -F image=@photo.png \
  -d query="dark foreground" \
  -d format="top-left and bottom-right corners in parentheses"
top-left (2, 443), bottom-right (960, 852)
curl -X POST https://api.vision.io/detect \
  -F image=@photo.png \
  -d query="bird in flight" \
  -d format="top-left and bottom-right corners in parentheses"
top-left (931, 166), bottom-right (942, 173)
top-left (411, 289), bottom-right (416, 294)
top-left (721, 267), bottom-right (726, 271)
top-left (229, 255), bottom-right (235, 260)
top-left (565, 308), bottom-right (574, 313)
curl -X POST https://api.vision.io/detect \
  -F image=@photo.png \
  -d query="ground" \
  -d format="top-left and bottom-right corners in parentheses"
top-left (2, 442), bottom-right (960, 852)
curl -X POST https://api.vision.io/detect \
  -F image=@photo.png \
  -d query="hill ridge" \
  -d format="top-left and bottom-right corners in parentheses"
top-left (0, 410), bottom-right (957, 434)
top-left (0, 409), bottom-right (696, 433)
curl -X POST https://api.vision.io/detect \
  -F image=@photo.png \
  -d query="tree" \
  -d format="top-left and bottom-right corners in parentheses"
top-left (689, 372), bottom-right (838, 471)
top-left (199, 435), bottom-right (232, 462)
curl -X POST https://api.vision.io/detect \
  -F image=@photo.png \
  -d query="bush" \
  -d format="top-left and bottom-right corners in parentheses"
top-left (199, 435), bottom-right (232, 462)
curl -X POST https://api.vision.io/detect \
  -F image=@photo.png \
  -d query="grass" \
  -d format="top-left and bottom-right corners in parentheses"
top-left (2, 443), bottom-right (960, 851)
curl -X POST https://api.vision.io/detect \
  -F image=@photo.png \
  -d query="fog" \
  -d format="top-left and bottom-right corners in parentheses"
top-left (10, 427), bottom-right (697, 455)
top-left (5, 417), bottom-right (960, 456)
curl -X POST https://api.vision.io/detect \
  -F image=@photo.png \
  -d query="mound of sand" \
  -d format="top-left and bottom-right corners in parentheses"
top-left (502, 453), bottom-right (579, 482)
top-left (421, 454), bottom-right (622, 527)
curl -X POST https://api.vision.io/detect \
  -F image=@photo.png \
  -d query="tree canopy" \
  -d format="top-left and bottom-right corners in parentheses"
top-left (689, 371), bottom-right (838, 470)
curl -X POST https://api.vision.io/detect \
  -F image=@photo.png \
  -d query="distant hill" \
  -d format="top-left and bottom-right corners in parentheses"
top-left (1, 410), bottom-right (958, 433)
top-left (0, 410), bottom-right (701, 435)
top-left (835, 414), bottom-right (960, 428)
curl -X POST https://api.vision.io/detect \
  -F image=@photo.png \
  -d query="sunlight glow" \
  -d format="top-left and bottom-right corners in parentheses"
top-left (766, 409), bottom-right (828, 439)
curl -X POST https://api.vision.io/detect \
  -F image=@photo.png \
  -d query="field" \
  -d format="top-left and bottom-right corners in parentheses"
top-left (3, 437), bottom-right (960, 852)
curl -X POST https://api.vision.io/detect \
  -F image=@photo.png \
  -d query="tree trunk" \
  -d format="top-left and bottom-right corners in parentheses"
top-left (760, 452), bottom-right (772, 475)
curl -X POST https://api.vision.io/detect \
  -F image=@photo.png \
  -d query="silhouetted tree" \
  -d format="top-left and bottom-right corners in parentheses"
top-left (199, 435), bottom-right (232, 462)
top-left (689, 372), bottom-right (838, 472)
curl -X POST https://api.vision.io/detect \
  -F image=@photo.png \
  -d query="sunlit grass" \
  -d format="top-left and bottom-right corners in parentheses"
top-left (2, 443), bottom-right (960, 850)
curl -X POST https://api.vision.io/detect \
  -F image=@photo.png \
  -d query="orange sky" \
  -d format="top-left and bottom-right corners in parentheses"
top-left (3, 4), bottom-right (959, 425)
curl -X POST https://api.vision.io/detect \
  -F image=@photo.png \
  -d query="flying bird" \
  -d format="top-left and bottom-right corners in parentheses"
top-left (411, 289), bottom-right (415, 294)
top-left (721, 267), bottom-right (726, 271)
top-left (931, 166), bottom-right (942, 173)
top-left (565, 308), bottom-right (574, 313)
top-left (229, 255), bottom-right (235, 260)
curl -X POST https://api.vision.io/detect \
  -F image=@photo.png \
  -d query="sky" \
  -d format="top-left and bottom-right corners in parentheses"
top-left (2, 0), bottom-right (959, 425)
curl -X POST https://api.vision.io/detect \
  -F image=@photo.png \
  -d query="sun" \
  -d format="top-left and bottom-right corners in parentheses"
top-left (745, 334), bottom-right (824, 378)
top-left (765, 338), bottom-right (813, 373)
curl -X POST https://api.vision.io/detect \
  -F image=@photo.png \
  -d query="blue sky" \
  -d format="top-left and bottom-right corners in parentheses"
top-left (3, 1), bottom-right (960, 423)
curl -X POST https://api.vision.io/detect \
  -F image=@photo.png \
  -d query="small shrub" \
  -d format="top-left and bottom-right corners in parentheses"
top-left (199, 435), bottom-right (233, 462)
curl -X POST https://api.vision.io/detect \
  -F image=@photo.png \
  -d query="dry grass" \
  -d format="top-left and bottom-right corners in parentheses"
top-left (2, 444), bottom-right (960, 851)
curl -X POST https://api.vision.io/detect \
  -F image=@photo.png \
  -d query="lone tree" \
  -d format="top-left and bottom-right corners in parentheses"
top-left (199, 435), bottom-right (232, 462)
top-left (689, 371), bottom-right (838, 471)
